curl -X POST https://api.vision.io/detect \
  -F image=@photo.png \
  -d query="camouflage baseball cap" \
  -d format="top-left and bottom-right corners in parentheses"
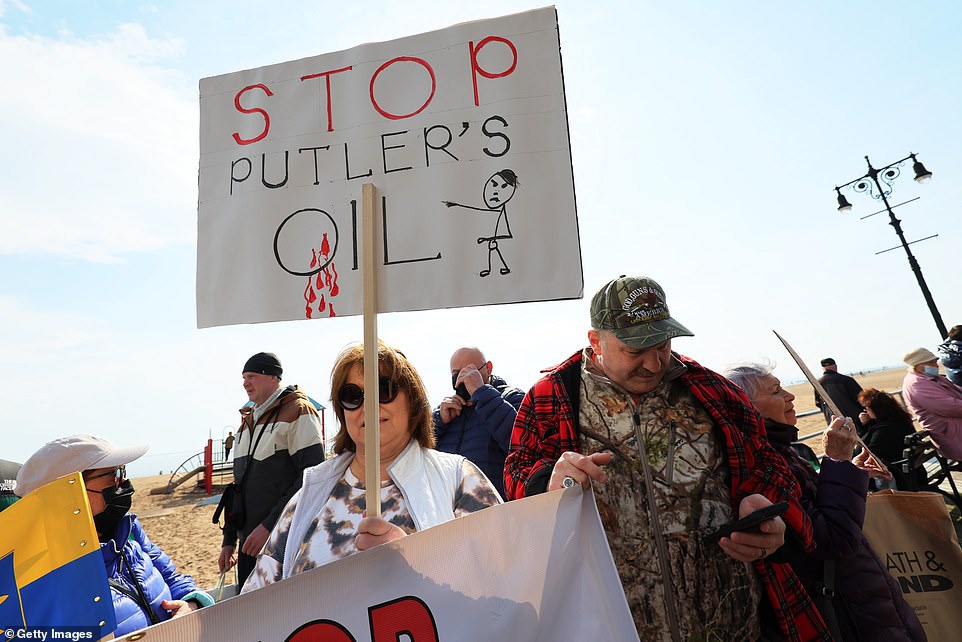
top-left (590, 276), bottom-right (693, 348)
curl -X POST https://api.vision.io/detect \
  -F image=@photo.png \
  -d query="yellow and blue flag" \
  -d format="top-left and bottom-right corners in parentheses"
top-left (0, 472), bottom-right (115, 637)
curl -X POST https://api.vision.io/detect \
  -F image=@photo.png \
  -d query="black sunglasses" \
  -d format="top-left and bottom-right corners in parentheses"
top-left (84, 466), bottom-right (126, 490)
top-left (338, 376), bottom-right (400, 411)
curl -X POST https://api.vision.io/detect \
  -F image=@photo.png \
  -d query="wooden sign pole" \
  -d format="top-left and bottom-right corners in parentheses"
top-left (362, 183), bottom-right (381, 517)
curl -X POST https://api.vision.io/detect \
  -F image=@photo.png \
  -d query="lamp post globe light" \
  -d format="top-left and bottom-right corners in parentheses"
top-left (834, 153), bottom-right (947, 339)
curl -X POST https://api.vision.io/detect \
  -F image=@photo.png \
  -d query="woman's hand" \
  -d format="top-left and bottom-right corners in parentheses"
top-left (823, 416), bottom-right (857, 461)
top-left (356, 515), bottom-right (406, 551)
top-left (853, 449), bottom-right (894, 480)
top-left (162, 599), bottom-right (198, 619)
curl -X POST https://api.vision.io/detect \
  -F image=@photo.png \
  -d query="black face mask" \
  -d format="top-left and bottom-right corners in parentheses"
top-left (93, 479), bottom-right (135, 542)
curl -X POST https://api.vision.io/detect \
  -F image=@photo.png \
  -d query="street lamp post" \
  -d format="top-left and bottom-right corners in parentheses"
top-left (834, 153), bottom-right (947, 339)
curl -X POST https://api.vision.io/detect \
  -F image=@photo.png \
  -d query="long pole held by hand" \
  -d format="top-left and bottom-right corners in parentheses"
top-left (772, 330), bottom-right (877, 460)
top-left (362, 183), bottom-right (381, 517)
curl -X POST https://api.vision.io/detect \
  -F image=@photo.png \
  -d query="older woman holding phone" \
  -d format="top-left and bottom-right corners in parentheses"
top-left (723, 362), bottom-right (923, 642)
top-left (242, 341), bottom-right (502, 591)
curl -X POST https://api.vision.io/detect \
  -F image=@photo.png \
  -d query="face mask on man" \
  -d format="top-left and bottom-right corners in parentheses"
top-left (452, 375), bottom-right (471, 402)
top-left (92, 479), bottom-right (135, 541)
top-left (923, 365), bottom-right (940, 377)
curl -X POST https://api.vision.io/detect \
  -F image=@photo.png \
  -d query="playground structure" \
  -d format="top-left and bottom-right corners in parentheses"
top-left (150, 400), bottom-right (326, 496)
top-left (149, 438), bottom-right (232, 496)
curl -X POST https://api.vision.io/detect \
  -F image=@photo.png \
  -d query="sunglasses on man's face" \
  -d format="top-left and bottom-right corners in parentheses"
top-left (338, 376), bottom-right (400, 411)
top-left (84, 466), bottom-right (126, 489)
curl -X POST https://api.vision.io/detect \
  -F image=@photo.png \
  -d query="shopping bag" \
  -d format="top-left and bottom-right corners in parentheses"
top-left (862, 490), bottom-right (962, 639)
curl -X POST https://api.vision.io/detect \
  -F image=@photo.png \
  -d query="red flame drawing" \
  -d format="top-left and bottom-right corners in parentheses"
top-left (302, 232), bottom-right (341, 319)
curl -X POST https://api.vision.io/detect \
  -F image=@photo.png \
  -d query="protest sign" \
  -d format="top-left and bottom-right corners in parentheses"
top-left (116, 487), bottom-right (638, 641)
top-left (198, 7), bottom-right (581, 328)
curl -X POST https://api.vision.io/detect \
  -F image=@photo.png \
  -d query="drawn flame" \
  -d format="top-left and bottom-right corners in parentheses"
top-left (330, 263), bottom-right (339, 297)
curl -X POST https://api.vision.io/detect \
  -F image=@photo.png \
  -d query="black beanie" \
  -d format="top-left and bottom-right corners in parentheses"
top-left (243, 352), bottom-right (283, 377)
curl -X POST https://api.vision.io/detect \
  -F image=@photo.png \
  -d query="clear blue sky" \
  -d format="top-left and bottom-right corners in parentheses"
top-left (2, 0), bottom-right (959, 476)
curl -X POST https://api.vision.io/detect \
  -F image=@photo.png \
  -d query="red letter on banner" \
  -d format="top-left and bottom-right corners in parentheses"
top-left (369, 57), bottom-right (436, 120)
top-left (369, 596), bottom-right (439, 642)
top-left (469, 36), bottom-right (518, 107)
top-left (285, 619), bottom-right (357, 642)
top-left (301, 66), bottom-right (353, 132)
top-left (232, 84), bottom-right (273, 146)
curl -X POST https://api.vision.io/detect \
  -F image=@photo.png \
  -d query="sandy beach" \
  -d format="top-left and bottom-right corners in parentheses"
top-left (129, 366), bottom-right (914, 591)
top-left (130, 474), bottom-right (224, 590)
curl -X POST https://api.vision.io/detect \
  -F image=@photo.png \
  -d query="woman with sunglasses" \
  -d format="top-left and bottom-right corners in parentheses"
top-left (16, 434), bottom-right (214, 636)
top-left (243, 341), bottom-right (502, 591)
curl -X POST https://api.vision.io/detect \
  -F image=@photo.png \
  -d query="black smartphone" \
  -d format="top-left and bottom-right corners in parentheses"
top-left (703, 501), bottom-right (789, 545)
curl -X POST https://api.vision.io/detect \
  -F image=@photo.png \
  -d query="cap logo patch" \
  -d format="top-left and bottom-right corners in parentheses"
top-left (622, 286), bottom-right (668, 323)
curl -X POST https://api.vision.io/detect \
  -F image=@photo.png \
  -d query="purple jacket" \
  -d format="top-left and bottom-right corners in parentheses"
top-left (901, 371), bottom-right (962, 461)
top-left (765, 419), bottom-right (926, 642)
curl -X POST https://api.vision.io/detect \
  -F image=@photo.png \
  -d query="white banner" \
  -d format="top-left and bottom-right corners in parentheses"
top-left (117, 487), bottom-right (637, 641)
top-left (197, 7), bottom-right (581, 328)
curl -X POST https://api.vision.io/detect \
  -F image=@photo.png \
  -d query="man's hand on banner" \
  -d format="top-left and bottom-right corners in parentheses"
top-left (548, 451), bottom-right (612, 491)
top-left (357, 514), bottom-right (407, 551)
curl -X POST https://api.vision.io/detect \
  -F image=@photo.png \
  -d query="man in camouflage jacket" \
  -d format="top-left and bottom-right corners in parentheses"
top-left (505, 276), bottom-right (830, 642)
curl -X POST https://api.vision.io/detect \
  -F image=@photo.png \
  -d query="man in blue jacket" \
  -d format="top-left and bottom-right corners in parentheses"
top-left (432, 347), bottom-right (525, 499)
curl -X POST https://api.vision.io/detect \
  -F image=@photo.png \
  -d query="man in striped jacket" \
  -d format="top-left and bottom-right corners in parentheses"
top-left (504, 276), bottom-right (830, 642)
top-left (218, 352), bottom-right (325, 587)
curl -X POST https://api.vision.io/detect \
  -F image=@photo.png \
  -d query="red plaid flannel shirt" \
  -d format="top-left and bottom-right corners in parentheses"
top-left (504, 350), bottom-right (831, 642)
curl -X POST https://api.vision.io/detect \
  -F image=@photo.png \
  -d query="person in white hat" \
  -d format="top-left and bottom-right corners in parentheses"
top-left (17, 434), bottom-right (213, 636)
top-left (901, 347), bottom-right (962, 461)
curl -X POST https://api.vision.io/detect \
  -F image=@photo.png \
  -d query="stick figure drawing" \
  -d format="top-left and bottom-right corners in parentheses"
top-left (443, 169), bottom-right (519, 277)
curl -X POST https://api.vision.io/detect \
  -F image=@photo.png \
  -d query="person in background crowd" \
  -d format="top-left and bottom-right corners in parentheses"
top-left (723, 363), bottom-right (923, 642)
top-left (857, 388), bottom-right (925, 490)
top-left (433, 346), bottom-right (525, 498)
top-left (505, 275), bottom-right (830, 641)
top-left (218, 352), bottom-right (324, 587)
top-left (242, 341), bottom-right (501, 592)
top-left (938, 325), bottom-right (962, 387)
top-left (16, 434), bottom-right (213, 636)
top-left (901, 347), bottom-right (962, 461)
top-left (0, 459), bottom-right (21, 512)
top-left (223, 431), bottom-right (235, 460)
top-left (814, 357), bottom-right (863, 430)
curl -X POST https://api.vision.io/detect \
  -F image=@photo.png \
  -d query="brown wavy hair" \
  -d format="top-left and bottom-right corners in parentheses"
top-left (329, 340), bottom-right (435, 454)
top-left (858, 388), bottom-right (913, 424)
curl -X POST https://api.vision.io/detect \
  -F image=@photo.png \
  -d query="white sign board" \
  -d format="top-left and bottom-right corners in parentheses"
top-left (197, 7), bottom-right (581, 328)
top-left (116, 488), bottom-right (638, 642)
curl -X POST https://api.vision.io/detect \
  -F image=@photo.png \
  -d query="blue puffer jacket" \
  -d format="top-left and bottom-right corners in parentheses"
top-left (432, 375), bottom-right (524, 498)
top-left (101, 514), bottom-right (212, 636)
